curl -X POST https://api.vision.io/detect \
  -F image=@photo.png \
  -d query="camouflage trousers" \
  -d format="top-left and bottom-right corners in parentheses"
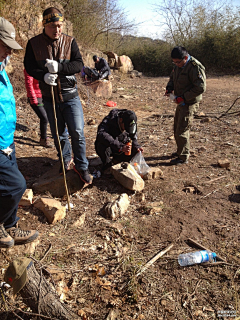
top-left (174, 102), bottom-right (199, 161)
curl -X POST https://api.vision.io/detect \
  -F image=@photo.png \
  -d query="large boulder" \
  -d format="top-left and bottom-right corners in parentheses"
top-left (118, 55), bottom-right (134, 73)
top-left (104, 51), bottom-right (119, 68)
top-left (105, 51), bottom-right (134, 74)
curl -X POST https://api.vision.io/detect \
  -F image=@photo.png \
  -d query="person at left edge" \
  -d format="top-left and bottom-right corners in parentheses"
top-left (24, 7), bottom-right (92, 184)
top-left (0, 17), bottom-right (39, 248)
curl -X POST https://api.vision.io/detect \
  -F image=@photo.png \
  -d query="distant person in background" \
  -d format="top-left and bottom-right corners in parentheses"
top-left (93, 55), bottom-right (111, 80)
top-left (24, 69), bottom-right (52, 148)
top-left (0, 17), bottom-right (39, 248)
top-left (164, 46), bottom-right (206, 165)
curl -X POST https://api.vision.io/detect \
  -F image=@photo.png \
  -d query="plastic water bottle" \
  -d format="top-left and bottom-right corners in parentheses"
top-left (178, 250), bottom-right (217, 266)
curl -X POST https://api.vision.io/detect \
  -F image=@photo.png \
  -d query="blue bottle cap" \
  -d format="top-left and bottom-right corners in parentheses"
top-left (212, 252), bottom-right (217, 259)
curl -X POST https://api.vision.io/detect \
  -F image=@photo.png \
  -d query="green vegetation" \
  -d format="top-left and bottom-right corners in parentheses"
top-left (116, 1), bottom-right (240, 75)
top-left (117, 36), bottom-right (173, 76)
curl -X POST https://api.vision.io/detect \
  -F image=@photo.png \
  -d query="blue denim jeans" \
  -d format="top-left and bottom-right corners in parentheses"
top-left (43, 96), bottom-right (89, 171)
top-left (0, 143), bottom-right (26, 228)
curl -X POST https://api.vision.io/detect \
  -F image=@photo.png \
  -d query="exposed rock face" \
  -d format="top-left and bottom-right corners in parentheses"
top-left (4, 2), bottom-right (72, 42)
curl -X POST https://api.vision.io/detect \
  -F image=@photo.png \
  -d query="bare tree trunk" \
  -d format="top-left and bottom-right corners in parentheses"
top-left (20, 264), bottom-right (80, 320)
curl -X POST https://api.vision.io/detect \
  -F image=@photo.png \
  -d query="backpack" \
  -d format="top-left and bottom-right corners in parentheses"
top-left (84, 67), bottom-right (99, 81)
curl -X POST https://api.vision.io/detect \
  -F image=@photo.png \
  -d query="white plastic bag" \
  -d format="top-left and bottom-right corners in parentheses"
top-left (130, 151), bottom-right (150, 177)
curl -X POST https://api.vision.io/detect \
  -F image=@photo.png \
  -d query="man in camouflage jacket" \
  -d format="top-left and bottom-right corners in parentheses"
top-left (165, 46), bottom-right (206, 165)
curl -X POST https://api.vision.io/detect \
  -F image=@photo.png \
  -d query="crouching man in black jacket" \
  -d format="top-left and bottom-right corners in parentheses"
top-left (93, 55), bottom-right (111, 80)
top-left (95, 109), bottom-right (143, 172)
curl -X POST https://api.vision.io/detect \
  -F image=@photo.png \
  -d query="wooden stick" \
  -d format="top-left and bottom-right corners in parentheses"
top-left (40, 243), bottom-right (52, 262)
top-left (136, 243), bottom-right (174, 277)
top-left (51, 86), bottom-right (71, 210)
top-left (200, 189), bottom-right (218, 198)
top-left (186, 238), bottom-right (227, 262)
top-left (0, 287), bottom-right (8, 311)
top-left (120, 243), bottom-right (174, 291)
top-left (203, 176), bottom-right (226, 184)
top-left (218, 96), bottom-right (240, 119)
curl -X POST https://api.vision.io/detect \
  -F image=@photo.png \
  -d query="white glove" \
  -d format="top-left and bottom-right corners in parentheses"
top-left (45, 59), bottom-right (58, 73)
top-left (44, 73), bottom-right (58, 86)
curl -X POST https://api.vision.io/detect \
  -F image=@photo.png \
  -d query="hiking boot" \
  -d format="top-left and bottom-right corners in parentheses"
top-left (40, 138), bottom-right (53, 148)
top-left (6, 226), bottom-right (39, 245)
top-left (59, 158), bottom-right (74, 175)
top-left (73, 166), bottom-right (93, 184)
top-left (170, 157), bottom-right (188, 165)
top-left (171, 152), bottom-right (178, 158)
top-left (101, 162), bottom-right (113, 175)
top-left (0, 224), bottom-right (14, 248)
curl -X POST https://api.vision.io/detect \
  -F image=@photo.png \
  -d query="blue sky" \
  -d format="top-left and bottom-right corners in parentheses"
top-left (119, 0), bottom-right (160, 38)
top-left (118, 0), bottom-right (240, 39)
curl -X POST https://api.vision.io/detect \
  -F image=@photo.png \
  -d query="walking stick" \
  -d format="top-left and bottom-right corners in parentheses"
top-left (50, 86), bottom-right (71, 211)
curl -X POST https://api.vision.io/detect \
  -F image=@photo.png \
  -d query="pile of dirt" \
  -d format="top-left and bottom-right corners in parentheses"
top-left (1, 56), bottom-right (240, 319)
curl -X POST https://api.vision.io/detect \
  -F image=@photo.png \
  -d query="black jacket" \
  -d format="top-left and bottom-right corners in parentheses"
top-left (24, 31), bottom-right (84, 102)
top-left (95, 57), bottom-right (111, 76)
top-left (95, 109), bottom-right (141, 153)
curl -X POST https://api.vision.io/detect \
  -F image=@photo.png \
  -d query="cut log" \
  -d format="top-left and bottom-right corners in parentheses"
top-left (20, 263), bottom-right (80, 320)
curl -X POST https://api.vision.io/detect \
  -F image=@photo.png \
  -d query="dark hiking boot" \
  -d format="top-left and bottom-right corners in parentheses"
top-left (6, 226), bottom-right (39, 245)
top-left (59, 158), bottom-right (74, 175)
top-left (170, 157), bottom-right (188, 165)
top-left (40, 138), bottom-right (53, 148)
top-left (171, 152), bottom-right (178, 158)
top-left (101, 162), bottom-right (113, 175)
top-left (73, 166), bottom-right (93, 184)
top-left (0, 224), bottom-right (14, 248)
